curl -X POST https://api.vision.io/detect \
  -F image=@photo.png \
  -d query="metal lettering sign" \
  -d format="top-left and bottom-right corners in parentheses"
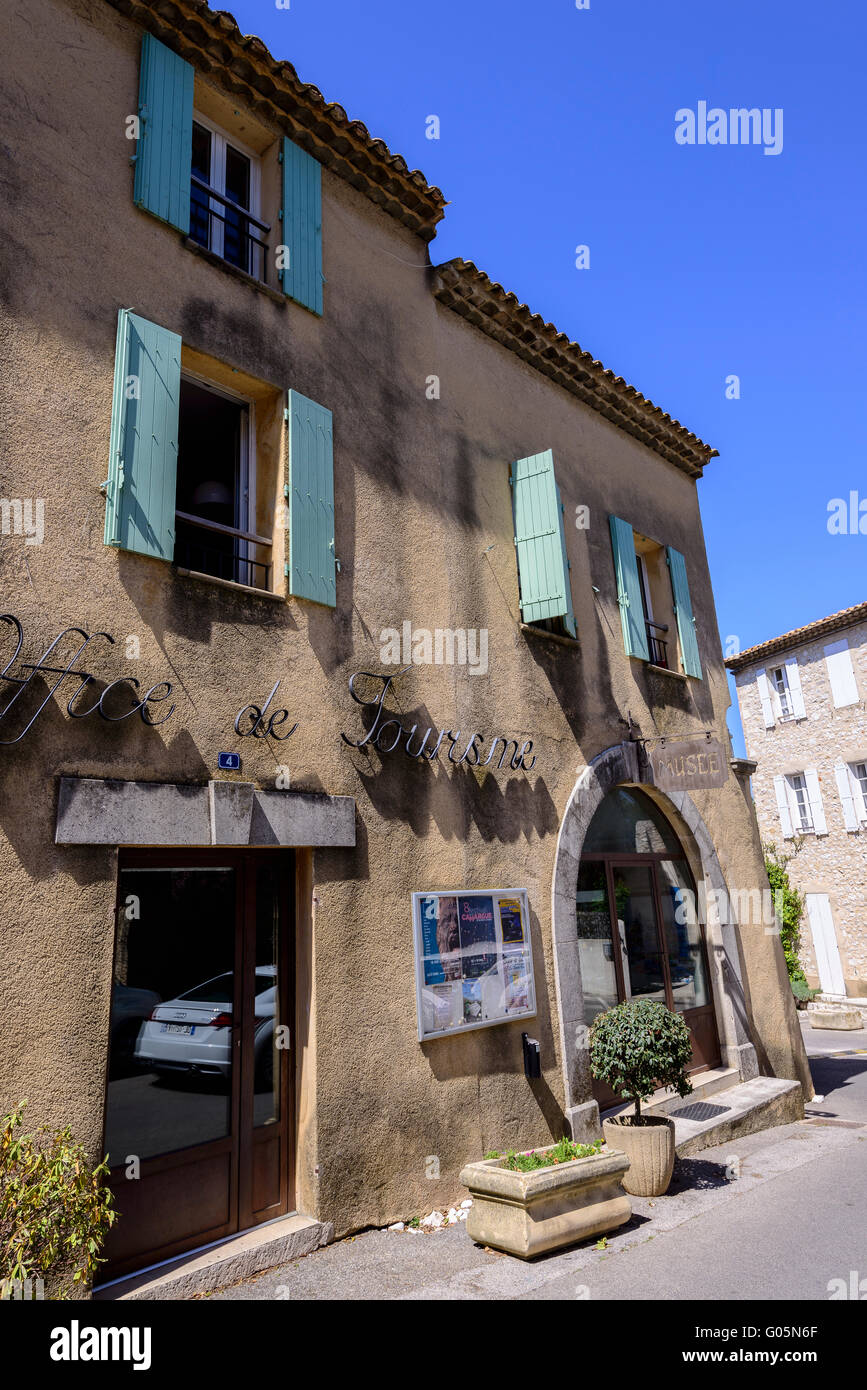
top-left (341, 668), bottom-right (538, 773)
top-left (0, 613), bottom-right (174, 744)
top-left (649, 736), bottom-right (728, 792)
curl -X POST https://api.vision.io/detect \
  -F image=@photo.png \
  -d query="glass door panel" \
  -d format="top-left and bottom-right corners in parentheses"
top-left (656, 858), bottom-right (711, 1012)
top-left (611, 864), bottom-right (668, 1004)
top-left (106, 866), bottom-right (237, 1166)
top-left (576, 862), bottom-right (620, 1025)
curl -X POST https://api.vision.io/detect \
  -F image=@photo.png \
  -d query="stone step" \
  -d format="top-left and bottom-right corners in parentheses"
top-left (603, 1066), bottom-right (739, 1122)
top-left (602, 1076), bottom-right (804, 1158)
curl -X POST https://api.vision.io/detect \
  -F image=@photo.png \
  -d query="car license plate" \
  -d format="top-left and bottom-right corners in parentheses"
top-left (161, 1023), bottom-right (194, 1035)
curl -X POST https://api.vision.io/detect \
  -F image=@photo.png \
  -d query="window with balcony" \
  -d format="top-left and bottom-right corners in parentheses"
top-left (174, 376), bottom-right (272, 591)
top-left (189, 114), bottom-right (270, 283)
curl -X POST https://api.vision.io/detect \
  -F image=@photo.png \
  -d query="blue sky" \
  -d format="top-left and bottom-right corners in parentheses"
top-left (228, 0), bottom-right (865, 753)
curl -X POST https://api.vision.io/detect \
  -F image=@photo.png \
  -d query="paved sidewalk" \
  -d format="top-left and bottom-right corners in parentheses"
top-left (198, 1027), bottom-right (867, 1301)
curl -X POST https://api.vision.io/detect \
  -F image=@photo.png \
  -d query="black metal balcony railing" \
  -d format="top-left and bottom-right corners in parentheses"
top-left (646, 619), bottom-right (669, 668)
top-left (174, 511), bottom-right (272, 592)
top-left (189, 176), bottom-right (271, 283)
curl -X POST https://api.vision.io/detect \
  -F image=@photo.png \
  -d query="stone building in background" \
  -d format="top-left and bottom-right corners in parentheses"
top-left (728, 602), bottom-right (867, 1011)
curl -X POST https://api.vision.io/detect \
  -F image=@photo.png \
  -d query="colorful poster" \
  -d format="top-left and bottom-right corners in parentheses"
top-left (462, 978), bottom-right (483, 1022)
top-left (458, 895), bottom-right (496, 979)
top-left (503, 953), bottom-right (530, 1012)
top-left (498, 896), bottom-right (525, 944)
top-left (420, 894), bottom-right (460, 985)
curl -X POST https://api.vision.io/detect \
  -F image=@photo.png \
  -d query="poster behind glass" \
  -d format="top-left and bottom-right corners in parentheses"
top-left (413, 889), bottom-right (536, 1040)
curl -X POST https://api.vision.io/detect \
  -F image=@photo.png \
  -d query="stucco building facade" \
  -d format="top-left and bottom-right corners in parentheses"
top-left (728, 603), bottom-right (867, 1006)
top-left (1, 0), bottom-right (809, 1288)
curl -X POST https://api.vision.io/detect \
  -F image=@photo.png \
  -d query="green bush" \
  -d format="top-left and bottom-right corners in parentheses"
top-left (590, 999), bottom-right (693, 1122)
top-left (764, 842), bottom-right (806, 983)
top-left (791, 978), bottom-right (820, 1007)
top-left (0, 1101), bottom-right (117, 1299)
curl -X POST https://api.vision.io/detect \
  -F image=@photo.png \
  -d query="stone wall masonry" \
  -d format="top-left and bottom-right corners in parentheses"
top-left (734, 621), bottom-right (867, 993)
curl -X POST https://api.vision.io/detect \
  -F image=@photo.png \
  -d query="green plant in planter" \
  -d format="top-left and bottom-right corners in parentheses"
top-left (590, 999), bottom-right (693, 1123)
top-left (0, 1101), bottom-right (117, 1299)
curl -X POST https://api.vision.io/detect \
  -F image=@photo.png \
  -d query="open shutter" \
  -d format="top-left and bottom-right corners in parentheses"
top-left (666, 546), bottom-right (702, 677)
top-left (834, 762), bottom-right (859, 831)
top-left (510, 452), bottom-right (576, 636)
top-left (773, 775), bottom-right (793, 839)
top-left (280, 138), bottom-right (323, 315)
top-left (608, 516), bottom-right (648, 659)
top-left (824, 639), bottom-right (859, 708)
top-left (785, 657), bottom-right (806, 718)
top-left (756, 669), bottom-right (775, 728)
top-left (133, 34), bottom-right (194, 234)
top-left (104, 310), bottom-right (181, 559)
top-left (804, 768), bottom-right (827, 835)
top-left (286, 391), bottom-right (335, 606)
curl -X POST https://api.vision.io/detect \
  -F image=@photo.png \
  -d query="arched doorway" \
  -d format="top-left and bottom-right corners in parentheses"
top-left (576, 786), bottom-right (721, 1110)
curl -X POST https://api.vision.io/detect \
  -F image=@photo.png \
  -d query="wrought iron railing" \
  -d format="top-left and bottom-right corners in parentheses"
top-left (189, 176), bottom-right (271, 283)
top-left (174, 511), bottom-right (272, 592)
top-left (646, 620), bottom-right (669, 668)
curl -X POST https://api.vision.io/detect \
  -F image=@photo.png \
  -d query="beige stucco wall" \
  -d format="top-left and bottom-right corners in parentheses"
top-left (1, 0), bottom-right (810, 1241)
top-left (734, 621), bottom-right (867, 995)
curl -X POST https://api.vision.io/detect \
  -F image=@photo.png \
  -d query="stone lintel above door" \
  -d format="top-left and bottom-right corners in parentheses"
top-left (55, 777), bottom-right (356, 848)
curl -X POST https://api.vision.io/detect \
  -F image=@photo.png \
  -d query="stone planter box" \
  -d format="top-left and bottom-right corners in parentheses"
top-left (458, 1145), bottom-right (631, 1259)
top-left (808, 1001), bottom-right (863, 1031)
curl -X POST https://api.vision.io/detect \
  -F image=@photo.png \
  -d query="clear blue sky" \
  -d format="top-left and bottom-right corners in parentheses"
top-left (228, 0), bottom-right (865, 754)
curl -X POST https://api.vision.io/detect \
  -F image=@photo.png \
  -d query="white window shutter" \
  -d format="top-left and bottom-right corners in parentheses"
top-left (835, 762), bottom-right (859, 831)
top-left (774, 775), bottom-right (793, 838)
top-left (785, 657), bottom-right (806, 718)
top-left (757, 669), bottom-right (775, 728)
top-left (824, 639), bottom-right (859, 708)
top-left (804, 768), bottom-right (827, 834)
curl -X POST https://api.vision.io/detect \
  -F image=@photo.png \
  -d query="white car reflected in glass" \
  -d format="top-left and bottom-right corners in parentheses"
top-left (134, 967), bottom-right (276, 1080)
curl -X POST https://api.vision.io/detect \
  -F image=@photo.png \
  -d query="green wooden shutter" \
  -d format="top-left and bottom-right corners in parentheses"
top-left (286, 391), bottom-right (335, 605)
top-left (510, 450), bottom-right (576, 636)
top-left (609, 515), bottom-right (649, 659)
top-left (133, 33), bottom-right (194, 234)
top-left (104, 310), bottom-right (181, 560)
top-left (666, 546), bottom-right (702, 677)
top-left (280, 138), bottom-right (323, 315)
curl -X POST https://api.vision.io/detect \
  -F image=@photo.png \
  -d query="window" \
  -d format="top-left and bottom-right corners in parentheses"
top-left (174, 375), bottom-right (272, 591)
top-left (774, 769), bottom-right (826, 838)
top-left (132, 35), bottom-right (324, 313)
top-left (104, 310), bottom-right (337, 605)
top-left (771, 666), bottom-right (792, 717)
top-left (824, 638), bottom-right (859, 708)
top-left (834, 759), bottom-right (867, 831)
top-left (788, 774), bottom-right (813, 832)
top-left (608, 517), bottom-right (702, 677)
top-left (189, 115), bottom-right (268, 281)
top-left (757, 658), bottom-right (805, 727)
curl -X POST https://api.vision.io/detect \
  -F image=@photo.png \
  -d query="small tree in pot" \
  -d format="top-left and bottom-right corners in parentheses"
top-left (590, 999), bottom-right (693, 1196)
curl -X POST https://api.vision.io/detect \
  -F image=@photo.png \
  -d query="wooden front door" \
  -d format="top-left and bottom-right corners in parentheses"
top-left (100, 849), bottom-right (294, 1283)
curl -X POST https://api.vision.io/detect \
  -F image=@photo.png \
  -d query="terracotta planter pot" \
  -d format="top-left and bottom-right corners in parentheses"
top-left (602, 1115), bottom-right (675, 1197)
top-left (459, 1144), bottom-right (631, 1259)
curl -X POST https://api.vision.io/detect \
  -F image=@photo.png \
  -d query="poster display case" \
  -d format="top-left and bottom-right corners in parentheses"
top-left (412, 889), bottom-right (536, 1041)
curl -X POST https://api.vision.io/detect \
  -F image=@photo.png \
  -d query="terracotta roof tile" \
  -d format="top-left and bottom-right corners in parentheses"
top-left (725, 601), bottom-right (867, 672)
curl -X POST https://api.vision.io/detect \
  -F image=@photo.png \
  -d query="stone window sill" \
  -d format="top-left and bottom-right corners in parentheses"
top-left (174, 567), bottom-right (285, 602)
top-left (182, 237), bottom-right (286, 306)
top-left (632, 657), bottom-right (688, 681)
top-left (520, 622), bottom-right (580, 650)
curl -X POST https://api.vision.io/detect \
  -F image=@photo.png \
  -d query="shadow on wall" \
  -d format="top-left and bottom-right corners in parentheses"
top-left (347, 729), bottom-right (560, 844)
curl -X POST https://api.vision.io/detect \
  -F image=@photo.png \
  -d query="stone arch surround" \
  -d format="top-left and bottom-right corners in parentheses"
top-left (550, 741), bottom-right (759, 1140)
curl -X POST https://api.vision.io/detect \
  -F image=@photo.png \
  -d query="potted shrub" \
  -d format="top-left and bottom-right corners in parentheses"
top-left (459, 1135), bottom-right (631, 1259)
top-left (590, 999), bottom-right (693, 1197)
